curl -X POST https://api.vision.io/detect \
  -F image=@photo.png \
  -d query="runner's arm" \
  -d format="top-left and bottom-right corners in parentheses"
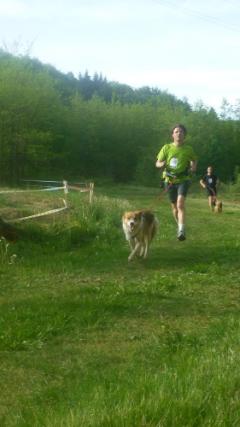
top-left (199, 178), bottom-right (206, 188)
top-left (156, 159), bottom-right (166, 169)
top-left (190, 160), bottom-right (197, 173)
top-left (156, 144), bottom-right (167, 169)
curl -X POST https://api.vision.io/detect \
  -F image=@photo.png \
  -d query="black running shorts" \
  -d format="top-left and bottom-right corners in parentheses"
top-left (165, 180), bottom-right (190, 203)
top-left (206, 187), bottom-right (217, 197)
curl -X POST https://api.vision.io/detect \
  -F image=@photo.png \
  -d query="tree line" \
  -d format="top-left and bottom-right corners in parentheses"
top-left (0, 50), bottom-right (239, 185)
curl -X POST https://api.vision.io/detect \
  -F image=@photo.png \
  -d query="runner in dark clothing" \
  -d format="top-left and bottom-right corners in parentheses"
top-left (200, 166), bottom-right (219, 211)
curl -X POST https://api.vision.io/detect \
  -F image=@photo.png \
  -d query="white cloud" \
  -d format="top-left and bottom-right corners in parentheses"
top-left (102, 67), bottom-right (240, 111)
top-left (0, 0), bottom-right (240, 112)
top-left (0, 0), bottom-right (28, 17)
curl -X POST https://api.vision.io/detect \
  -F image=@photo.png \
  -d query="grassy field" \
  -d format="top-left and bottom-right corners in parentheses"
top-left (0, 184), bottom-right (240, 426)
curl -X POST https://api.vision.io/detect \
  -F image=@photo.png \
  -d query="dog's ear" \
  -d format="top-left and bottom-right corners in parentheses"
top-left (135, 211), bottom-right (142, 219)
top-left (142, 210), bottom-right (154, 222)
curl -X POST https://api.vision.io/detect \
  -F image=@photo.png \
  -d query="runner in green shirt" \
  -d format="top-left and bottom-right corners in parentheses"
top-left (156, 124), bottom-right (197, 241)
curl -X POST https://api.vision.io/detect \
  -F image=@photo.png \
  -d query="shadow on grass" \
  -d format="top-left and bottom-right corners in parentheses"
top-left (137, 241), bottom-right (240, 271)
top-left (13, 237), bottom-right (238, 278)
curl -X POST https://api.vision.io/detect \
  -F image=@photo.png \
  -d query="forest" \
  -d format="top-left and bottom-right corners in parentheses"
top-left (0, 49), bottom-right (239, 185)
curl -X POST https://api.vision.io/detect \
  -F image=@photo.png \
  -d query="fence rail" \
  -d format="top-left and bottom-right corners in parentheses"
top-left (0, 180), bottom-right (94, 223)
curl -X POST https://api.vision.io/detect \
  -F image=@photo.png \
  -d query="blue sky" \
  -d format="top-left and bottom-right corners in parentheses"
top-left (0, 0), bottom-right (240, 112)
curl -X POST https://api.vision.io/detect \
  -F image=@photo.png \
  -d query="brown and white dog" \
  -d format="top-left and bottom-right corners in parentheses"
top-left (122, 209), bottom-right (158, 261)
top-left (214, 200), bottom-right (223, 213)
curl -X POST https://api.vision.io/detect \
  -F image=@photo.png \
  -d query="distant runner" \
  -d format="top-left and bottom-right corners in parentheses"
top-left (200, 166), bottom-right (219, 211)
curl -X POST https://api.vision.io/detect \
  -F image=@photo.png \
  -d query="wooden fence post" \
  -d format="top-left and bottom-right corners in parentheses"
top-left (63, 180), bottom-right (68, 206)
top-left (89, 182), bottom-right (94, 204)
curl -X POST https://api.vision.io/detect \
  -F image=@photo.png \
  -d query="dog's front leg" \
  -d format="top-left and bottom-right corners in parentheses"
top-left (143, 237), bottom-right (149, 259)
top-left (128, 241), bottom-right (141, 262)
top-left (128, 237), bottom-right (135, 251)
top-left (139, 244), bottom-right (145, 257)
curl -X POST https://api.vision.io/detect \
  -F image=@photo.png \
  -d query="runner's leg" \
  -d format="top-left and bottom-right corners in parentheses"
top-left (171, 202), bottom-right (178, 223)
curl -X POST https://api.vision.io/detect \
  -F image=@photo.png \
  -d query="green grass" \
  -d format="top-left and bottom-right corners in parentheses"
top-left (0, 185), bottom-right (240, 426)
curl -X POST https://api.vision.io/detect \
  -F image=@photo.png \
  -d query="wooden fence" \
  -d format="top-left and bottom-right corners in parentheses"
top-left (0, 180), bottom-right (94, 223)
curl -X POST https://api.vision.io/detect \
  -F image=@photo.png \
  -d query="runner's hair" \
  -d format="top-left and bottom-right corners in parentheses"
top-left (171, 124), bottom-right (187, 136)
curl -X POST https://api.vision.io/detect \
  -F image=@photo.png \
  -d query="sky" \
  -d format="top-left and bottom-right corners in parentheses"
top-left (0, 0), bottom-right (240, 112)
